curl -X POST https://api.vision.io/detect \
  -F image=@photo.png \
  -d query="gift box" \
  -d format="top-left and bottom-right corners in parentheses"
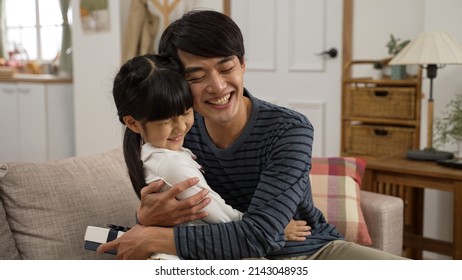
top-left (84, 226), bottom-right (125, 255)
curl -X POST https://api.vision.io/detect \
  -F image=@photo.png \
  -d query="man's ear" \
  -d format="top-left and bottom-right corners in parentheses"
top-left (123, 116), bottom-right (141, 134)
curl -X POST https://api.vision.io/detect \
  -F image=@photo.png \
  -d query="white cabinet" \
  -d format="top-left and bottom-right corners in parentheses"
top-left (0, 84), bottom-right (19, 161)
top-left (0, 81), bottom-right (74, 162)
top-left (17, 83), bottom-right (47, 161)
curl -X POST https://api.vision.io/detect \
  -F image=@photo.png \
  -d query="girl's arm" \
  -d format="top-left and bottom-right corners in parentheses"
top-left (145, 154), bottom-right (243, 224)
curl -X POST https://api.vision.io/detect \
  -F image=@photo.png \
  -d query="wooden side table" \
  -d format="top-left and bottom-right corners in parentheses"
top-left (363, 155), bottom-right (462, 259)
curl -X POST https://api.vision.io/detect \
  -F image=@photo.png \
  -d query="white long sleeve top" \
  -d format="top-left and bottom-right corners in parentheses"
top-left (141, 143), bottom-right (244, 224)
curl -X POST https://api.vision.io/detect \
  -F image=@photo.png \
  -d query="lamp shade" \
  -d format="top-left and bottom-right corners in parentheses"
top-left (389, 31), bottom-right (462, 65)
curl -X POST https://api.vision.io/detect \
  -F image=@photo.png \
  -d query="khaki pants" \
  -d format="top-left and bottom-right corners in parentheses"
top-left (283, 240), bottom-right (408, 260)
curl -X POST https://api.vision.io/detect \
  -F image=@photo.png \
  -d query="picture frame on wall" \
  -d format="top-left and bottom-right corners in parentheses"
top-left (80, 0), bottom-right (111, 33)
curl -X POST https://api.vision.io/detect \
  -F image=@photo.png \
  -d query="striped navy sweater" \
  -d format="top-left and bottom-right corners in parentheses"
top-left (177, 89), bottom-right (342, 259)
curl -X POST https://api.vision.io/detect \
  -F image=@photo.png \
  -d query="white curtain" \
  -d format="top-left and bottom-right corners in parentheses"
top-left (59, 0), bottom-right (72, 75)
top-left (0, 0), bottom-right (6, 58)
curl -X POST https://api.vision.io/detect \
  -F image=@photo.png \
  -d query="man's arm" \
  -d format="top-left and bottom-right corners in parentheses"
top-left (155, 156), bottom-right (244, 223)
top-left (97, 225), bottom-right (175, 259)
top-left (137, 178), bottom-right (211, 226)
top-left (97, 179), bottom-right (208, 259)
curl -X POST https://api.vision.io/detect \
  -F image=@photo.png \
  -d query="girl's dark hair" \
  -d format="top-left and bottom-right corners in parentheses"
top-left (112, 54), bottom-right (193, 199)
top-left (159, 10), bottom-right (245, 69)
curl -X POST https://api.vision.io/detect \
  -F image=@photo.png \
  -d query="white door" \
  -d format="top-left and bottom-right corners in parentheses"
top-left (231, 0), bottom-right (343, 156)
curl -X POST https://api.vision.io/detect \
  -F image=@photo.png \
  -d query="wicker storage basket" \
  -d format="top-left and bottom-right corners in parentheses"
top-left (346, 86), bottom-right (416, 119)
top-left (345, 124), bottom-right (416, 156)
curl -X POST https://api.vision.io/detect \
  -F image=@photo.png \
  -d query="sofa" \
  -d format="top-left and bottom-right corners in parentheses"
top-left (0, 148), bottom-right (403, 259)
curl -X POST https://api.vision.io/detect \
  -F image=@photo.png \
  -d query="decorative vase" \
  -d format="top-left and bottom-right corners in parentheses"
top-left (372, 63), bottom-right (383, 80)
top-left (391, 65), bottom-right (406, 80)
top-left (372, 69), bottom-right (383, 80)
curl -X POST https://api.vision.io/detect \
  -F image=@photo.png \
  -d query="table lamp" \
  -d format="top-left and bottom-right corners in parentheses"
top-left (389, 31), bottom-right (462, 160)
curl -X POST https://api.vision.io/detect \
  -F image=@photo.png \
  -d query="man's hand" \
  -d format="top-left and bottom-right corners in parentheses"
top-left (137, 178), bottom-right (211, 226)
top-left (96, 224), bottom-right (175, 260)
top-left (284, 219), bottom-right (311, 241)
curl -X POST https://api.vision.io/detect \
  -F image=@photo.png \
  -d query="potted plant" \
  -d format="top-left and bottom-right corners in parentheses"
top-left (372, 62), bottom-right (383, 79)
top-left (386, 34), bottom-right (410, 55)
top-left (434, 93), bottom-right (462, 158)
top-left (386, 34), bottom-right (410, 79)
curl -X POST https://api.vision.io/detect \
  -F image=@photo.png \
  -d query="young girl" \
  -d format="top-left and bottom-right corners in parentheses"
top-left (112, 54), bottom-right (309, 259)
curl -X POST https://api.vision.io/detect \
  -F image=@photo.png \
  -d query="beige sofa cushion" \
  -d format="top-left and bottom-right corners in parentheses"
top-left (0, 196), bottom-right (20, 259)
top-left (0, 149), bottom-right (139, 259)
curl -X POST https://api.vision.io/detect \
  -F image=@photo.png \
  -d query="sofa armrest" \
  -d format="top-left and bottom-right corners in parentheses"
top-left (360, 190), bottom-right (403, 256)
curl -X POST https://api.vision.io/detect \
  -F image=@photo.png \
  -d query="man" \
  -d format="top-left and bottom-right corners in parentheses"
top-left (98, 10), bottom-right (404, 260)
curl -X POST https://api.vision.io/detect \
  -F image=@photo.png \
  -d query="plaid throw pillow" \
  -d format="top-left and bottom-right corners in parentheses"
top-left (310, 157), bottom-right (372, 245)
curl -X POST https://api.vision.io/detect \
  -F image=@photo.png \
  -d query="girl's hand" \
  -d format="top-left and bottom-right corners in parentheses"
top-left (284, 219), bottom-right (311, 241)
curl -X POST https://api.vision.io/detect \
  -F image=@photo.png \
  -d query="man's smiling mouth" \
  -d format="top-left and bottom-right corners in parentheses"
top-left (208, 93), bottom-right (231, 106)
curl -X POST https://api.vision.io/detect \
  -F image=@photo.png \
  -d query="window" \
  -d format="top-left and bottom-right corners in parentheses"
top-left (5, 0), bottom-right (69, 62)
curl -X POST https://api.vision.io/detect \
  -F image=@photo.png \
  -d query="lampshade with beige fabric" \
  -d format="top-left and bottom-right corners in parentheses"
top-left (389, 31), bottom-right (462, 160)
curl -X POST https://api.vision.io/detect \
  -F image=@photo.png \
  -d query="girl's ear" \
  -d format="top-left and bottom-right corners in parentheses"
top-left (123, 116), bottom-right (141, 134)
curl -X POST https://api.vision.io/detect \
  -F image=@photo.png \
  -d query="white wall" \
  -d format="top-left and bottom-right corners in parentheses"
top-left (353, 0), bottom-right (462, 260)
top-left (72, 0), bottom-right (125, 156)
top-left (353, 0), bottom-right (424, 61)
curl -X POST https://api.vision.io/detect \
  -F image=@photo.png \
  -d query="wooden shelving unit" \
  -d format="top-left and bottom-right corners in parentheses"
top-left (341, 59), bottom-right (422, 159)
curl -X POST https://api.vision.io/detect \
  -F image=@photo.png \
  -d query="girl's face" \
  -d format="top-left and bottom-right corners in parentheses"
top-left (125, 108), bottom-right (194, 151)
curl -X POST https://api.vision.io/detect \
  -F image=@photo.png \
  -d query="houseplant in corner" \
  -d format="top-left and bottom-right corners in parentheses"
top-left (386, 34), bottom-right (410, 79)
top-left (434, 93), bottom-right (462, 158)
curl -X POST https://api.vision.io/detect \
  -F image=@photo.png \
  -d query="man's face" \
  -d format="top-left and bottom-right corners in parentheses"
top-left (178, 51), bottom-right (246, 127)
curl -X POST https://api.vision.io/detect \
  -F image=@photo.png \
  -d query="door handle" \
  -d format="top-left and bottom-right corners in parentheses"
top-left (317, 47), bottom-right (338, 58)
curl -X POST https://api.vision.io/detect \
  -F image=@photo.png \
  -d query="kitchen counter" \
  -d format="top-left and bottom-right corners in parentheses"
top-left (0, 73), bottom-right (72, 83)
